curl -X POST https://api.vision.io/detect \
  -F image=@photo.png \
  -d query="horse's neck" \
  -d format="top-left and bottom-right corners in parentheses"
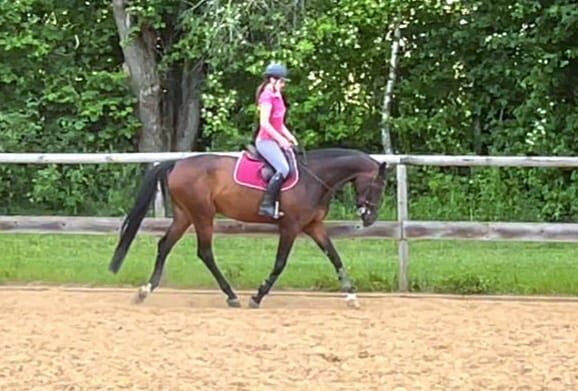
top-left (309, 155), bottom-right (372, 188)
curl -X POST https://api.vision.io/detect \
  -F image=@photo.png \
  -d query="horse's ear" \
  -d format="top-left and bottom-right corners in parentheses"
top-left (378, 162), bottom-right (387, 178)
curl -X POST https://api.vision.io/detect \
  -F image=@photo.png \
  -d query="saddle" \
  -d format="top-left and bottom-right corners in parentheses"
top-left (232, 144), bottom-right (300, 192)
top-left (244, 144), bottom-right (297, 181)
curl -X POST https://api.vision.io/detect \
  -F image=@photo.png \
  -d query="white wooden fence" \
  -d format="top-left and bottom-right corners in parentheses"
top-left (2, 152), bottom-right (578, 291)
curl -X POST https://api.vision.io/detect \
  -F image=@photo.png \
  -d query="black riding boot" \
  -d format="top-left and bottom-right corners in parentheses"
top-left (258, 172), bottom-right (285, 219)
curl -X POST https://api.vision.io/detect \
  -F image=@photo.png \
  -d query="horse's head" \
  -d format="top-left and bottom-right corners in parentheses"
top-left (353, 161), bottom-right (387, 227)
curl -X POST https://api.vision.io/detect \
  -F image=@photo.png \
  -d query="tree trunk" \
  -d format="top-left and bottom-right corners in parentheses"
top-left (112, 0), bottom-right (166, 152)
top-left (380, 24), bottom-right (401, 155)
top-left (173, 60), bottom-right (204, 151)
top-left (473, 114), bottom-right (482, 154)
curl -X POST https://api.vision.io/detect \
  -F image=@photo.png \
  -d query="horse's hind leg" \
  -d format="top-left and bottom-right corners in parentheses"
top-left (134, 208), bottom-right (190, 304)
top-left (304, 221), bottom-right (359, 308)
top-left (194, 217), bottom-right (240, 308)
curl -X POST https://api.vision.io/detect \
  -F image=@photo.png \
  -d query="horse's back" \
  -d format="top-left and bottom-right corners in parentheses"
top-left (177, 153), bottom-right (236, 171)
top-left (166, 153), bottom-right (279, 222)
top-left (168, 154), bottom-right (236, 190)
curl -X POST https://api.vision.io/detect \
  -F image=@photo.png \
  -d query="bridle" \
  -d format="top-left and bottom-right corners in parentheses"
top-left (355, 173), bottom-right (383, 217)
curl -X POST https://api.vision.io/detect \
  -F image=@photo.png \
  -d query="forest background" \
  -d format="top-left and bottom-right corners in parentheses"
top-left (1, 0), bottom-right (577, 223)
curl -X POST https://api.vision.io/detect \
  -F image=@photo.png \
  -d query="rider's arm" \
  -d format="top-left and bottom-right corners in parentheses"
top-left (280, 125), bottom-right (298, 144)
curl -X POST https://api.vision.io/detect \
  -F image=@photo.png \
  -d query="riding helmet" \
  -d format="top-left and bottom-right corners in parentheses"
top-left (264, 63), bottom-right (289, 80)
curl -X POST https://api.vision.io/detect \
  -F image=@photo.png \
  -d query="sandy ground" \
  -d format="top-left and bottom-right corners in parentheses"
top-left (0, 287), bottom-right (577, 390)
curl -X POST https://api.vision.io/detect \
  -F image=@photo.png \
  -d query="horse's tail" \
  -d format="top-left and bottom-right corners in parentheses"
top-left (109, 160), bottom-right (176, 274)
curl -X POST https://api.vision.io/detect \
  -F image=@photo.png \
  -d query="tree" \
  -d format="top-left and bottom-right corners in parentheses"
top-left (111, 0), bottom-right (307, 152)
top-left (0, 0), bottom-right (139, 214)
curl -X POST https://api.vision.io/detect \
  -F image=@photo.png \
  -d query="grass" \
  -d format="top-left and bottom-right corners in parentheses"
top-left (1, 233), bottom-right (578, 296)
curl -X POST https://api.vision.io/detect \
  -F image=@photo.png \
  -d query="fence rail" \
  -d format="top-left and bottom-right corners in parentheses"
top-left (0, 216), bottom-right (399, 238)
top-left (3, 216), bottom-right (578, 242)
top-left (2, 152), bottom-right (578, 292)
top-left (3, 152), bottom-right (578, 166)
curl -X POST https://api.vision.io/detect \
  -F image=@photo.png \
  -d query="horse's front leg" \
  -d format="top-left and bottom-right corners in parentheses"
top-left (249, 227), bottom-right (298, 309)
top-left (304, 221), bottom-right (360, 308)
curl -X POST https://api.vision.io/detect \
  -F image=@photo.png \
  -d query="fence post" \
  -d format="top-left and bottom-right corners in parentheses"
top-left (153, 162), bottom-right (166, 218)
top-left (396, 164), bottom-right (409, 292)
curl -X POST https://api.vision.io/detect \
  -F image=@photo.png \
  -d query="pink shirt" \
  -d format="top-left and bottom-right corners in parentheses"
top-left (256, 87), bottom-right (286, 141)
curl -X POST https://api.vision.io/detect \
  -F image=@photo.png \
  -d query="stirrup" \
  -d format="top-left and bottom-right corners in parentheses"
top-left (259, 201), bottom-right (284, 219)
top-left (273, 201), bottom-right (285, 219)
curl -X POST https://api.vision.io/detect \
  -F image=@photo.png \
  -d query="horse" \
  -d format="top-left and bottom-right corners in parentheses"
top-left (108, 147), bottom-right (388, 308)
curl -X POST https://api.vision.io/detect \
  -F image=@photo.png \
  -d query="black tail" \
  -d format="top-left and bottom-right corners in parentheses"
top-left (109, 160), bottom-right (176, 274)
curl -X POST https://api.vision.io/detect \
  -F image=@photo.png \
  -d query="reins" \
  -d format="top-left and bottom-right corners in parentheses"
top-left (292, 146), bottom-right (380, 201)
top-left (293, 146), bottom-right (334, 193)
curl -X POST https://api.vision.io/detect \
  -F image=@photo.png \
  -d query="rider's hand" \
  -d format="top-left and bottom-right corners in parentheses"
top-left (279, 138), bottom-right (293, 149)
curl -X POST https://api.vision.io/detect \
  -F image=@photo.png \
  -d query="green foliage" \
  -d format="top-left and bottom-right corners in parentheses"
top-left (0, 0), bottom-right (139, 215)
top-left (1, 0), bottom-right (578, 222)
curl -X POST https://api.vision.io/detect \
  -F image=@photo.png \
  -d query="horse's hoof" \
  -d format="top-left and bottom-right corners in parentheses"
top-left (227, 298), bottom-right (242, 308)
top-left (248, 297), bottom-right (260, 309)
top-left (345, 293), bottom-right (361, 309)
top-left (132, 291), bottom-right (147, 304)
top-left (132, 284), bottom-right (151, 305)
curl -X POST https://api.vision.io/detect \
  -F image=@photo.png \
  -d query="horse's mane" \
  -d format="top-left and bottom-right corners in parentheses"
top-left (302, 148), bottom-right (371, 161)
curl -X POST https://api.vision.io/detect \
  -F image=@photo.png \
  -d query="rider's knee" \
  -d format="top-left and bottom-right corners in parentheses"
top-left (278, 164), bottom-right (290, 179)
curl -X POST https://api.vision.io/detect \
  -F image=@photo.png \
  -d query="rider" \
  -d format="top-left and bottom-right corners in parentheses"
top-left (254, 62), bottom-right (298, 219)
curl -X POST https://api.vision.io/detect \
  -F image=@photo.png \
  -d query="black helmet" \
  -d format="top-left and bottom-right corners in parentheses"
top-left (264, 63), bottom-right (289, 79)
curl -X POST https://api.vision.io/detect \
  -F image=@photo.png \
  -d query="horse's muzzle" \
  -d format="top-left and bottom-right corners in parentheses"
top-left (357, 204), bottom-right (379, 227)
top-left (356, 206), bottom-right (369, 217)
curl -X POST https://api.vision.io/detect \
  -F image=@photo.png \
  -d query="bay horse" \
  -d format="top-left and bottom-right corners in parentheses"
top-left (109, 147), bottom-right (387, 308)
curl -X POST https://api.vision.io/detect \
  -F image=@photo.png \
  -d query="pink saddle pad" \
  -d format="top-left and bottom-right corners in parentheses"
top-left (233, 149), bottom-right (299, 191)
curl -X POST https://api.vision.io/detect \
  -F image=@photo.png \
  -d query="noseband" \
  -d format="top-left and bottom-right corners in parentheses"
top-left (356, 173), bottom-right (383, 217)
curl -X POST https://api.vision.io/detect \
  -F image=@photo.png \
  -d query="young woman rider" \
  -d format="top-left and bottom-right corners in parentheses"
top-left (254, 63), bottom-right (298, 218)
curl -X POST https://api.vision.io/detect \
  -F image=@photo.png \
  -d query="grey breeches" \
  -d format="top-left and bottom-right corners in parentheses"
top-left (255, 139), bottom-right (290, 179)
